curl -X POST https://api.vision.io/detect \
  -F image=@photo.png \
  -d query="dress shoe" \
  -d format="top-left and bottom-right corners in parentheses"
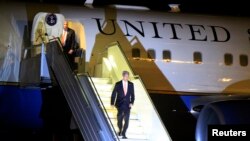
top-left (117, 131), bottom-right (122, 136)
top-left (122, 136), bottom-right (128, 139)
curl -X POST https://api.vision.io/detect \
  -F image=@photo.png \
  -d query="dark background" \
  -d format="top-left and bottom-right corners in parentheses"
top-left (0, 0), bottom-right (249, 141)
top-left (8, 0), bottom-right (250, 17)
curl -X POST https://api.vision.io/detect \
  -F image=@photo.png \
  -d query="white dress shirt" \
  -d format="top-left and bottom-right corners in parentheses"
top-left (122, 80), bottom-right (128, 95)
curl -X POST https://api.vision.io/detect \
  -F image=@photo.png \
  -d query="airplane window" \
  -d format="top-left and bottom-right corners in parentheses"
top-left (147, 49), bottom-right (156, 60)
top-left (240, 55), bottom-right (248, 67)
top-left (224, 53), bottom-right (233, 66)
top-left (163, 50), bottom-right (171, 62)
top-left (193, 52), bottom-right (202, 64)
top-left (132, 48), bottom-right (140, 59)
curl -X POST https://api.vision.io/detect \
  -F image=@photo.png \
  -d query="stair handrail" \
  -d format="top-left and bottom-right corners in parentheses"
top-left (98, 41), bottom-right (136, 77)
top-left (131, 75), bottom-right (171, 138)
top-left (84, 72), bottom-right (120, 141)
top-left (99, 41), bottom-right (171, 140)
top-left (47, 39), bottom-right (119, 141)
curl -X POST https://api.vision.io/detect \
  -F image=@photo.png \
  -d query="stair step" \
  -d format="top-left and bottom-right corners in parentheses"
top-left (110, 119), bottom-right (143, 127)
top-left (103, 102), bottom-right (112, 107)
top-left (100, 96), bottom-right (111, 100)
top-left (109, 115), bottom-right (139, 120)
top-left (98, 92), bottom-right (112, 97)
top-left (94, 83), bottom-right (112, 86)
top-left (118, 134), bottom-right (148, 140)
top-left (115, 129), bottom-right (146, 135)
top-left (99, 98), bottom-right (110, 104)
top-left (106, 110), bottom-right (137, 117)
top-left (91, 77), bottom-right (111, 84)
top-left (95, 84), bottom-right (113, 92)
top-left (91, 77), bottom-right (151, 141)
top-left (112, 123), bottom-right (145, 134)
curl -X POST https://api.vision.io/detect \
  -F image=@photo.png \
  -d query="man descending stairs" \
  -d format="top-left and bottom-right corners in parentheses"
top-left (91, 77), bottom-right (148, 141)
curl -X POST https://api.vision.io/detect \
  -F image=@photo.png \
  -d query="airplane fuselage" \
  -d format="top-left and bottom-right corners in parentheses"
top-left (1, 2), bottom-right (250, 94)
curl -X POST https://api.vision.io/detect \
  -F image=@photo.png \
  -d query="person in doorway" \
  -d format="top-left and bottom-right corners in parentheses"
top-left (61, 21), bottom-right (76, 71)
top-left (111, 71), bottom-right (135, 139)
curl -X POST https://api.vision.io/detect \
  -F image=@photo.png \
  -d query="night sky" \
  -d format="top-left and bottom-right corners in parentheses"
top-left (7, 0), bottom-right (250, 16)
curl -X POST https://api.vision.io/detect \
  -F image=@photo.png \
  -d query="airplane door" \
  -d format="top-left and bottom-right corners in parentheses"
top-left (31, 13), bottom-right (86, 73)
top-left (66, 20), bottom-right (86, 73)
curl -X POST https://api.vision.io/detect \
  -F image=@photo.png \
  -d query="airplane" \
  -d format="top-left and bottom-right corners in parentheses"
top-left (0, 1), bottom-right (250, 141)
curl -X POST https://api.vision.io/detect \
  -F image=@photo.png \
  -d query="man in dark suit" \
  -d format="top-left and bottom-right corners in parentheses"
top-left (111, 71), bottom-right (135, 139)
top-left (61, 21), bottom-right (76, 70)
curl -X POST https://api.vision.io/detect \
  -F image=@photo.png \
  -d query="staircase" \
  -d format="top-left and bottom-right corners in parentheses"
top-left (45, 41), bottom-right (118, 141)
top-left (91, 77), bottom-right (148, 141)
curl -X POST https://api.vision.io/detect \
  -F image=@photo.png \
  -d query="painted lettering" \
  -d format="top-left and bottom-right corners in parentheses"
top-left (163, 23), bottom-right (182, 40)
top-left (121, 20), bottom-right (145, 37)
top-left (93, 18), bottom-right (116, 35)
top-left (209, 26), bottom-right (230, 42)
top-left (187, 24), bottom-right (207, 41)
top-left (93, 18), bottom-right (234, 42)
top-left (150, 22), bottom-right (162, 38)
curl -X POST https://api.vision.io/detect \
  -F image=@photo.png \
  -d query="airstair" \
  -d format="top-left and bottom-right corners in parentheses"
top-left (88, 42), bottom-right (172, 141)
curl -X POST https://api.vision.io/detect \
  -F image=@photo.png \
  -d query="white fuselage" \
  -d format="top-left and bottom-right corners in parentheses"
top-left (54, 6), bottom-right (250, 94)
top-left (1, 3), bottom-right (250, 94)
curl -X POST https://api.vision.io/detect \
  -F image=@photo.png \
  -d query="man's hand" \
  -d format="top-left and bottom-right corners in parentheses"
top-left (129, 104), bottom-right (133, 108)
top-left (68, 49), bottom-right (74, 54)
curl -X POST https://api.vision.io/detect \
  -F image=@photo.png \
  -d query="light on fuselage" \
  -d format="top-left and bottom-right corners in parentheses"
top-left (163, 59), bottom-right (171, 62)
top-left (219, 78), bottom-right (232, 82)
top-left (169, 4), bottom-right (181, 13)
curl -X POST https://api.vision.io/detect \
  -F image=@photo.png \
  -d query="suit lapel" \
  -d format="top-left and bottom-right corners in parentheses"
top-left (120, 80), bottom-right (124, 96)
top-left (127, 83), bottom-right (130, 96)
top-left (66, 29), bottom-right (70, 41)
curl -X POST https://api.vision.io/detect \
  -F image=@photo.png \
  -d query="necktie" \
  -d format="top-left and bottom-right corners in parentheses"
top-left (123, 82), bottom-right (127, 96)
top-left (61, 31), bottom-right (66, 46)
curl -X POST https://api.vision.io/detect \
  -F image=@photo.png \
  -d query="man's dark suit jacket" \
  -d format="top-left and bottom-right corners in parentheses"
top-left (111, 80), bottom-right (135, 108)
top-left (63, 28), bottom-right (76, 53)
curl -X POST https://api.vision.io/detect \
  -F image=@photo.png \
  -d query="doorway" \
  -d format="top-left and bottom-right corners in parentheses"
top-left (64, 20), bottom-right (86, 73)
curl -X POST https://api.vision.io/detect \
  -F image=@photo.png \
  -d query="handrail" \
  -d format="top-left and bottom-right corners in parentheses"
top-left (47, 40), bottom-right (101, 139)
top-left (115, 42), bottom-right (136, 76)
top-left (99, 41), bottom-right (136, 76)
top-left (47, 40), bottom-right (119, 140)
top-left (98, 41), bottom-right (171, 139)
top-left (23, 37), bottom-right (63, 58)
top-left (50, 38), bottom-right (79, 75)
top-left (23, 37), bottom-right (62, 52)
top-left (85, 72), bottom-right (120, 141)
top-left (131, 75), bottom-right (171, 138)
